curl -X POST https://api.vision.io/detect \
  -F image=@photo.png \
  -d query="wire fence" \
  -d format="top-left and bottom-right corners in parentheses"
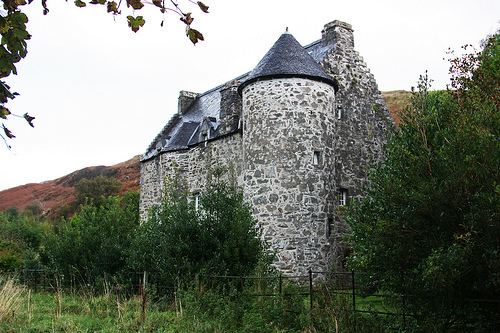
top-left (14, 268), bottom-right (500, 330)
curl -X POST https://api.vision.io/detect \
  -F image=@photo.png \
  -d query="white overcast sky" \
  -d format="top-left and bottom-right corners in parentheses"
top-left (0, 0), bottom-right (498, 191)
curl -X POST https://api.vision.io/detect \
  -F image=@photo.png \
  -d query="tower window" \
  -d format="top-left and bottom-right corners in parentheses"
top-left (336, 105), bottom-right (342, 119)
top-left (194, 192), bottom-right (201, 211)
top-left (337, 188), bottom-right (348, 206)
top-left (313, 151), bottom-right (321, 165)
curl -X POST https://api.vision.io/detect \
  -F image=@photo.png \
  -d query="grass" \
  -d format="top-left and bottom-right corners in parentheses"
top-left (0, 289), bottom-right (178, 332)
top-left (0, 279), bottom-right (402, 332)
top-left (0, 278), bottom-right (24, 322)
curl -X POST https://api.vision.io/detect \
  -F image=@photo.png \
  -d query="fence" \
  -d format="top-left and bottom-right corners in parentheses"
top-left (15, 268), bottom-right (500, 330)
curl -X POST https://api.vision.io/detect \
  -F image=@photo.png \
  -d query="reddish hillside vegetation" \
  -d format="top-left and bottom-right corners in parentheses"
top-left (382, 90), bottom-right (411, 125)
top-left (0, 156), bottom-right (140, 216)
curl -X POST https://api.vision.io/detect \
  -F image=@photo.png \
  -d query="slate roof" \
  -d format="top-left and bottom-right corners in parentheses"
top-left (142, 33), bottom-right (338, 161)
top-left (239, 33), bottom-right (338, 93)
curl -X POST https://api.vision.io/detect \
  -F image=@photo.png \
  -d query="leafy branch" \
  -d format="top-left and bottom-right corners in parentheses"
top-left (0, 0), bottom-right (209, 148)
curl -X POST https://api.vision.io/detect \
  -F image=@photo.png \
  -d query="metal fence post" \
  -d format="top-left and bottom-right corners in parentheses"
top-left (351, 271), bottom-right (356, 312)
top-left (309, 268), bottom-right (313, 313)
top-left (279, 273), bottom-right (282, 295)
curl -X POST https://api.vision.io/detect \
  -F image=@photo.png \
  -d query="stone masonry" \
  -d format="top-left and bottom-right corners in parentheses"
top-left (140, 20), bottom-right (393, 276)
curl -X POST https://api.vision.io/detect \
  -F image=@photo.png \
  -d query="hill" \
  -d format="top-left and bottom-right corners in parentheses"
top-left (0, 156), bottom-right (140, 216)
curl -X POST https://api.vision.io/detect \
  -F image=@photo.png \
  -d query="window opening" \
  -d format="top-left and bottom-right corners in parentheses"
top-left (337, 188), bottom-right (348, 206)
top-left (336, 105), bottom-right (342, 119)
top-left (313, 151), bottom-right (321, 165)
top-left (194, 192), bottom-right (201, 211)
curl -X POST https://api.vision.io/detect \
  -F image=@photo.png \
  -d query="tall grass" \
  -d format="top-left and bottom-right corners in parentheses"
top-left (0, 278), bottom-right (24, 322)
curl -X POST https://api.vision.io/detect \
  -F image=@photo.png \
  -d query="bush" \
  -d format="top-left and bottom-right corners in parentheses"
top-left (0, 210), bottom-right (50, 272)
top-left (44, 192), bottom-right (139, 283)
top-left (130, 177), bottom-right (264, 288)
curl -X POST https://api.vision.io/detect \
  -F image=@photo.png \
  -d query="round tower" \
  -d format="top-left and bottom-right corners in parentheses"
top-left (239, 32), bottom-right (338, 275)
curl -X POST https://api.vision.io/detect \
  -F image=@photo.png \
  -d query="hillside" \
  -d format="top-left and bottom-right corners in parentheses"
top-left (0, 156), bottom-right (140, 216)
top-left (0, 91), bottom-right (410, 216)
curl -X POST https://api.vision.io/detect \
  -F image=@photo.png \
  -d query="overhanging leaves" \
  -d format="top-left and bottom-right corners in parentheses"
top-left (127, 15), bottom-right (145, 33)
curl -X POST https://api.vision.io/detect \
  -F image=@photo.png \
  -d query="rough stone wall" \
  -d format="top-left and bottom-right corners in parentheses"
top-left (319, 21), bottom-right (394, 269)
top-left (219, 83), bottom-right (242, 135)
top-left (242, 78), bottom-right (336, 276)
top-left (139, 133), bottom-right (243, 220)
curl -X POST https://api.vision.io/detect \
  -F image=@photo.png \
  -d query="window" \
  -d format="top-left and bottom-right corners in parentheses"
top-left (194, 192), bottom-right (201, 211)
top-left (313, 151), bottom-right (321, 165)
top-left (336, 105), bottom-right (342, 119)
top-left (337, 188), bottom-right (348, 206)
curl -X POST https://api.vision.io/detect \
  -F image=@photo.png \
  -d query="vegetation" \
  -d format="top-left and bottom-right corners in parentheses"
top-left (74, 175), bottom-right (122, 206)
top-left (0, 276), bottom-right (397, 332)
top-left (0, 208), bottom-right (50, 272)
top-left (347, 33), bottom-right (499, 331)
top-left (44, 192), bottom-right (139, 284)
top-left (130, 176), bottom-right (265, 288)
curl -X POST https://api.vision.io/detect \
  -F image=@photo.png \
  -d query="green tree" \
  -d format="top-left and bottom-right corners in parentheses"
top-left (44, 192), bottom-right (139, 282)
top-left (0, 209), bottom-right (51, 272)
top-left (74, 175), bottom-right (122, 206)
top-left (130, 176), bottom-right (264, 288)
top-left (0, 0), bottom-right (209, 147)
top-left (347, 34), bottom-right (499, 331)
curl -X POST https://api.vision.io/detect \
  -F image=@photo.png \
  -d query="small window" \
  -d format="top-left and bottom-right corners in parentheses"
top-left (336, 105), bottom-right (342, 119)
top-left (194, 192), bottom-right (201, 211)
top-left (337, 188), bottom-right (348, 206)
top-left (313, 151), bottom-right (321, 165)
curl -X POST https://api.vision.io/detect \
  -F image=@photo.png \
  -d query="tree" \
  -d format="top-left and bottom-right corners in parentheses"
top-left (130, 176), bottom-right (264, 288)
top-left (43, 192), bottom-right (139, 282)
top-left (74, 175), bottom-right (122, 206)
top-left (346, 33), bottom-right (499, 331)
top-left (0, 209), bottom-right (51, 272)
top-left (0, 0), bottom-right (209, 148)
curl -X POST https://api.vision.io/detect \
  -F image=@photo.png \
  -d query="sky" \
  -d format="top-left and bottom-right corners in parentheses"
top-left (0, 0), bottom-right (498, 191)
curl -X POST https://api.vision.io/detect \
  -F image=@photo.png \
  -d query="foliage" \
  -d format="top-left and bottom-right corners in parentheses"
top-left (130, 177), bottom-right (264, 288)
top-left (346, 33), bottom-right (499, 331)
top-left (0, 210), bottom-right (50, 272)
top-left (74, 175), bottom-right (122, 206)
top-left (44, 192), bottom-right (139, 282)
top-left (0, 0), bottom-right (209, 148)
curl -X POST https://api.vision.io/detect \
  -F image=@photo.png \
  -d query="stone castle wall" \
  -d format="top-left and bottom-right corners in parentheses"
top-left (140, 133), bottom-right (243, 219)
top-left (242, 78), bottom-right (337, 275)
top-left (320, 21), bottom-right (393, 268)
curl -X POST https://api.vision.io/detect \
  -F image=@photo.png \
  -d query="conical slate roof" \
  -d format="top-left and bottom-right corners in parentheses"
top-left (239, 32), bottom-right (338, 93)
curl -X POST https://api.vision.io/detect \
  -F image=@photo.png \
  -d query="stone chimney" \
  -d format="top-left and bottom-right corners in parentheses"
top-left (178, 90), bottom-right (198, 115)
top-left (219, 81), bottom-right (242, 135)
top-left (322, 20), bottom-right (354, 49)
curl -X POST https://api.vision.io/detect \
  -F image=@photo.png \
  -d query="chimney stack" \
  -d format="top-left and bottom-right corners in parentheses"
top-left (178, 90), bottom-right (198, 115)
top-left (322, 20), bottom-right (354, 49)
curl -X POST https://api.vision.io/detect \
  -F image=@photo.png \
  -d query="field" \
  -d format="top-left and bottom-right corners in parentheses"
top-left (0, 278), bottom-right (400, 333)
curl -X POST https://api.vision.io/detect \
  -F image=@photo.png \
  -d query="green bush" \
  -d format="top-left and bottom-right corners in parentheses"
top-left (0, 210), bottom-right (50, 272)
top-left (44, 192), bottom-right (139, 282)
top-left (130, 177), bottom-right (264, 289)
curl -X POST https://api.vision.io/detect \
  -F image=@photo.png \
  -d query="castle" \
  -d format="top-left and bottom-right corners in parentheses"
top-left (140, 20), bottom-right (393, 275)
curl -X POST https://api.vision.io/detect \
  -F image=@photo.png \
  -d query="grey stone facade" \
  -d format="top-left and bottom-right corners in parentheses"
top-left (140, 20), bottom-right (393, 275)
